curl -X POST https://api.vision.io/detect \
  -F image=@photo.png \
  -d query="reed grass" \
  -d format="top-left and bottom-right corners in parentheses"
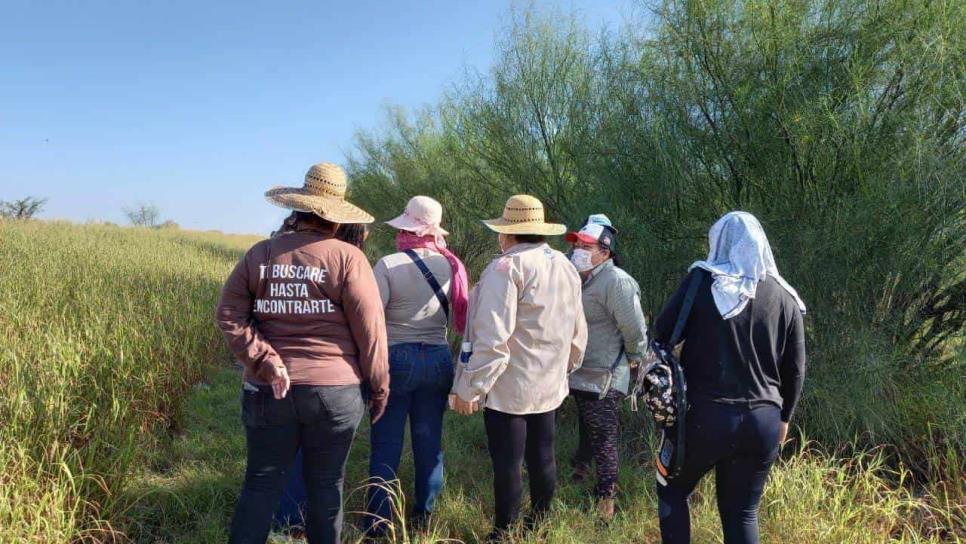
top-left (0, 220), bottom-right (256, 542)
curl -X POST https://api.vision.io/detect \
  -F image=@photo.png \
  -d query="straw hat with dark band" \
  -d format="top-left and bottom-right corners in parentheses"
top-left (482, 194), bottom-right (566, 235)
top-left (265, 162), bottom-right (374, 224)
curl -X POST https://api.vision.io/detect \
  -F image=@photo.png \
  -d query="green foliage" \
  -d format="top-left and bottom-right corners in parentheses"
top-left (0, 220), bottom-right (258, 541)
top-left (2, 2), bottom-right (964, 541)
top-left (347, 0), bottom-right (966, 484)
top-left (0, 216), bottom-right (960, 542)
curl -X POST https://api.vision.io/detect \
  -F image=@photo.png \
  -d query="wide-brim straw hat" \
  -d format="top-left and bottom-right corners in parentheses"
top-left (265, 162), bottom-right (374, 224)
top-left (482, 194), bottom-right (567, 235)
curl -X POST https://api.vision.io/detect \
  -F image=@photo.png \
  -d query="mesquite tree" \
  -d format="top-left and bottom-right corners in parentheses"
top-left (0, 197), bottom-right (47, 219)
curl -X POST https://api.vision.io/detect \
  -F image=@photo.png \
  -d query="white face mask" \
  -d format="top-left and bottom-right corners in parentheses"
top-left (570, 248), bottom-right (595, 272)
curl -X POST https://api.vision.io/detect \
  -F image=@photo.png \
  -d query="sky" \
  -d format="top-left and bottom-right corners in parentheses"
top-left (0, 0), bottom-right (631, 234)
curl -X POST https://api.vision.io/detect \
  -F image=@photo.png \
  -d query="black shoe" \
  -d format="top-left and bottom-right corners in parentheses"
top-left (409, 511), bottom-right (431, 534)
top-left (362, 523), bottom-right (387, 542)
top-left (571, 462), bottom-right (591, 483)
top-left (522, 508), bottom-right (550, 533)
top-left (483, 528), bottom-right (507, 544)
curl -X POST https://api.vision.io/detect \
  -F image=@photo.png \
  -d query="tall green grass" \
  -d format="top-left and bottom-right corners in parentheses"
top-left (126, 366), bottom-right (963, 543)
top-left (0, 219), bottom-right (256, 542)
top-left (1, 219), bottom-right (961, 542)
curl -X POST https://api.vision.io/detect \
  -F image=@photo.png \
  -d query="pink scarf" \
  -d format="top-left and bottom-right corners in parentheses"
top-left (395, 230), bottom-right (469, 334)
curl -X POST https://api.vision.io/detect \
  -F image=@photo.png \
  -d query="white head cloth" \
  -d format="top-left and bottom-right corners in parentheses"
top-left (689, 211), bottom-right (806, 319)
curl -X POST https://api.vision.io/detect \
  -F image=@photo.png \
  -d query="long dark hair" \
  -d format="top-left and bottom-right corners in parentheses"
top-left (513, 234), bottom-right (546, 244)
top-left (600, 225), bottom-right (621, 267)
top-left (272, 211), bottom-right (337, 237)
top-left (607, 247), bottom-right (622, 268)
top-left (336, 224), bottom-right (368, 250)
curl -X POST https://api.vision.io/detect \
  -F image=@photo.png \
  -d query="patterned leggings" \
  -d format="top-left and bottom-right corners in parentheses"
top-left (572, 389), bottom-right (623, 498)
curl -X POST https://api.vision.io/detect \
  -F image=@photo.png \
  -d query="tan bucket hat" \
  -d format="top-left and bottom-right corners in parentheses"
top-left (265, 162), bottom-right (374, 224)
top-left (482, 194), bottom-right (566, 235)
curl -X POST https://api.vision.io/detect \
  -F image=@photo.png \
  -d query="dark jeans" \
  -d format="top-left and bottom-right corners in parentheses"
top-left (656, 401), bottom-right (782, 544)
top-left (229, 384), bottom-right (364, 544)
top-left (572, 388), bottom-right (623, 498)
top-left (274, 448), bottom-right (307, 528)
top-left (484, 408), bottom-right (557, 532)
top-left (365, 343), bottom-right (454, 535)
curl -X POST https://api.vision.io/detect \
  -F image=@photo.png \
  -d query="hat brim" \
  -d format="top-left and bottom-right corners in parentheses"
top-left (265, 186), bottom-right (375, 224)
top-left (482, 218), bottom-right (567, 236)
top-left (565, 232), bottom-right (599, 245)
top-left (385, 213), bottom-right (450, 236)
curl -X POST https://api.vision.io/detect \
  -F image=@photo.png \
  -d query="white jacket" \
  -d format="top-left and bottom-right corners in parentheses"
top-left (452, 243), bottom-right (587, 414)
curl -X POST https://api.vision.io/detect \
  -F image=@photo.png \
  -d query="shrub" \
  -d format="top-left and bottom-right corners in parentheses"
top-left (347, 0), bottom-right (966, 486)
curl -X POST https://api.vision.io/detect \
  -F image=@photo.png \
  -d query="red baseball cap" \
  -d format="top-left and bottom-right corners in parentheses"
top-left (565, 222), bottom-right (616, 249)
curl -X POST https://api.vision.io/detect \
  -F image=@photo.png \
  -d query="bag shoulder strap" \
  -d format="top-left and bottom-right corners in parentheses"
top-left (669, 269), bottom-right (704, 346)
top-left (609, 346), bottom-right (625, 372)
top-left (403, 249), bottom-right (450, 318)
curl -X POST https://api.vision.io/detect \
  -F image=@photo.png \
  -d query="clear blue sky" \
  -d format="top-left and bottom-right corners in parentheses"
top-left (1, 0), bottom-right (631, 234)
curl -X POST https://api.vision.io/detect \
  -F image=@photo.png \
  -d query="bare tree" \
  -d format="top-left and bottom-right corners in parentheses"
top-left (0, 197), bottom-right (48, 219)
top-left (123, 202), bottom-right (161, 227)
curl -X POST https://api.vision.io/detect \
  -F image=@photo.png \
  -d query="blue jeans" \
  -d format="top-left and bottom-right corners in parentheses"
top-left (228, 384), bottom-right (364, 544)
top-left (364, 343), bottom-right (454, 535)
top-left (656, 401), bottom-right (782, 544)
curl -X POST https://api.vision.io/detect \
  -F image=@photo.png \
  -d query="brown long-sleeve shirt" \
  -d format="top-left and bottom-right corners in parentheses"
top-left (215, 224), bottom-right (389, 401)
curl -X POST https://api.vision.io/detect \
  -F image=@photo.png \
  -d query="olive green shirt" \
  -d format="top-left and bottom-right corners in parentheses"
top-left (569, 259), bottom-right (648, 395)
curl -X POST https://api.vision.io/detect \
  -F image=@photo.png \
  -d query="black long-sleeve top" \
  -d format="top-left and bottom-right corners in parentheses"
top-left (653, 269), bottom-right (806, 422)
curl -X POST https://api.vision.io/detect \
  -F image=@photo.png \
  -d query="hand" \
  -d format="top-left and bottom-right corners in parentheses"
top-left (778, 421), bottom-right (790, 446)
top-left (261, 363), bottom-right (290, 400)
top-left (450, 394), bottom-right (479, 416)
top-left (369, 397), bottom-right (387, 424)
top-left (672, 344), bottom-right (683, 359)
top-left (628, 358), bottom-right (643, 382)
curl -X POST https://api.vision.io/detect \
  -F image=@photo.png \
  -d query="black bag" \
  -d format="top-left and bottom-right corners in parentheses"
top-left (636, 270), bottom-right (703, 484)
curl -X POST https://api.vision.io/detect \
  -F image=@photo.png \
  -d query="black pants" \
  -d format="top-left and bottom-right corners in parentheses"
top-left (483, 408), bottom-right (557, 532)
top-left (656, 401), bottom-right (782, 544)
top-left (573, 389), bottom-right (623, 499)
top-left (229, 384), bottom-right (365, 544)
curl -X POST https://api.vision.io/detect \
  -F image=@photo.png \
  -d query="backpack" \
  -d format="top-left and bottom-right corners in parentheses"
top-left (633, 270), bottom-right (703, 484)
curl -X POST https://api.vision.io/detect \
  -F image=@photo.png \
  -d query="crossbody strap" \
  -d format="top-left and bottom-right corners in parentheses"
top-left (609, 346), bottom-right (626, 372)
top-left (403, 249), bottom-right (450, 318)
top-left (669, 270), bottom-right (703, 475)
top-left (669, 269), bottom-right (704, 347)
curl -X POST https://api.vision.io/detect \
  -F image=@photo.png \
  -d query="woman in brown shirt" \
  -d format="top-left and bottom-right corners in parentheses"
top-left (215, 162), bottom-right (389, 544)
